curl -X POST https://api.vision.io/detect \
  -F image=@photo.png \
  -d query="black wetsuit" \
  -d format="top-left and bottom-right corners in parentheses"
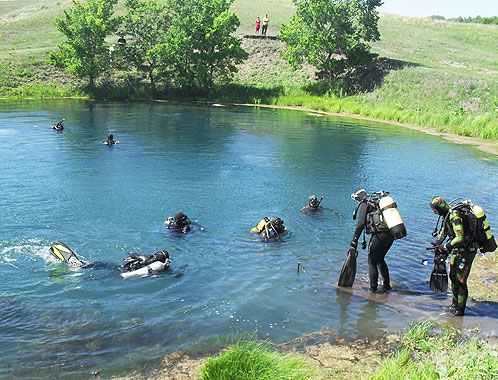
top-left (351, 201), bottom-right (394, 291)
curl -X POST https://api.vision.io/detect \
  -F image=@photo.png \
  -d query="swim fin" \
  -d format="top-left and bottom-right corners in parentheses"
top-left (429, 258), bottom-right (448, 292)
top-left (49, 241), bottom-right (86, 268)
top-left (338, 248), bottom-right (358, 287)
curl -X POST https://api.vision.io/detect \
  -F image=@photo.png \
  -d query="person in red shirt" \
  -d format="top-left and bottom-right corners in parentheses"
top-left (255, 17), bottom-right (261, 34)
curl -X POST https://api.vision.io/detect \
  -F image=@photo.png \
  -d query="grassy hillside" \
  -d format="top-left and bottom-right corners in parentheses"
top-left (1, 0), bottom-right (497, 141)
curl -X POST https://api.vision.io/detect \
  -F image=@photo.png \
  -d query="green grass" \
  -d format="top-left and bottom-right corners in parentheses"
top-left (373, 15), bottom-right (498, 81)
top-left (370, 320), bottom-right (498, 380)
top-left (230, 0), bottom-right (295, 36)
top-left (199, 321), bottom-right (498, 380)
top-left (200, 341), bottom-right (320, 380)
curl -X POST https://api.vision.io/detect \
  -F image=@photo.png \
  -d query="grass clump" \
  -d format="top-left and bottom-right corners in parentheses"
top-left (200, 341), bottom-right (320, 380)
top-left (370, 319), bottom-right (498, 380)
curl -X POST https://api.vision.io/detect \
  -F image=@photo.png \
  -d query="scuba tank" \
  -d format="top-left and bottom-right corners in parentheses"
top-left (470, 204), bottom-right (497, 253)
top-left (250, 218), bottom-right (270, 235)
top-left (378, 193), bottom-right (407, 239)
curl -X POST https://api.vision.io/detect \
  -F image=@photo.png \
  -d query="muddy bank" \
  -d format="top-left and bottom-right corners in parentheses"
top-left (107, 331), bottom-right (401, 380)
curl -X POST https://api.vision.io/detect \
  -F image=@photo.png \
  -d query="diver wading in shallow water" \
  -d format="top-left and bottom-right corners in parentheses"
top-left (251, 217), bottom-right (286, 239)
top-left (349, 189), bottom-right (406, 292)
top-left (429, 196), bottom-right (496, 316)
top-left (49, 241), bottom-right (170, 278)
top-left (301, 195), bottom-right (340, 215)
top-left (100, 133), bottom-right (119, 145)
top-left (164, 212), bottom-right (205, 233)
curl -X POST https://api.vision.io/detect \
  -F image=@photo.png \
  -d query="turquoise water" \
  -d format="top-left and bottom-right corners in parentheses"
top-left (1, 100), bottom-right (497, 379)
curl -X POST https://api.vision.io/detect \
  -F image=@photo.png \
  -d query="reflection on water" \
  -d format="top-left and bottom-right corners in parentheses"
top-left (0, 100), bottom-right (497, 378)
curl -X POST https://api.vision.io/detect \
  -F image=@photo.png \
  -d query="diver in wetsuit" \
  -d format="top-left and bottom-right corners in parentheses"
top-left (52, 118), bottom-right (66, 131)
top-left (350, 189), bottom-right (394, 293)
top-left (100, 133), bottom-right (119, 145)
top-left (301, 195), bottom-right (340, 215)
top-left (250, 216), bottom-right (286, 239)
top-left (164, 212), bottom-right (205, 233)
top-left (430, 196), bottom-right (477, 316)
top-left (49, 241), bottom-right (170, 277)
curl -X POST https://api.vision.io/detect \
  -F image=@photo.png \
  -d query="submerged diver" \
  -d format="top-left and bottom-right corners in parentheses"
top-left (301, 195), bottom-right (340, 215)
top-left (100, 133), bottom-right (119, 145)
top-left (164, 212), bottom-right (204, 233)
top-left (350, 189), bottom-right (396, 293)
top-left (250, 216), bottom-right (286, 239)
top-left (49, 241), bottom-right (170, 278)
top-left (52, 118), bottom-right (66, 131)
top-left (429, 196), bottom-right (480, 316)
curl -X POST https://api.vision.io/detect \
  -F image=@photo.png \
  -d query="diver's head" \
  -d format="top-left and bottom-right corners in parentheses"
top-left (270, 216), bottom-right (284, 231)
top-left (308, 195), bottom-right (319, 208)
top-left (430, 196), bottom-right (450, 216)
top-left (174, 211), bottom-right (186, 220)
top-left (351, 189), bottom-right (368, 202)
top-left (107, 133), bottom-right (114, 140)
top-left (153, 250), bottom-right (169, 263)
top-left (174, 211), bottom-right (189, 224)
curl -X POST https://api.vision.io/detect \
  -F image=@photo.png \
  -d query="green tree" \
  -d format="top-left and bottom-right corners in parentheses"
top-left (123, 0), bottom-right (169, 94)
top-left (50, 0), bottom-right (120, 88)
top-left (161, 0), bottom-right (248, 90)
top-left (279, 0), bottom-right (382, 84)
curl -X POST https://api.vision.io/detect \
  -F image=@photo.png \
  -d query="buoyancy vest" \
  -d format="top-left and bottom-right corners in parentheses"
top-left (446, 201), bottom-right (497, 253)
top-left (356, 192), bottom-right (406, 239)
top-left (365, 201), bottom-right (390, 234)
top-left (251, 217), bottom-right (285, 238)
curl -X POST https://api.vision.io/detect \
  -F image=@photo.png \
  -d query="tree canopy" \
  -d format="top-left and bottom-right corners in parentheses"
top-left (50, 0), bottom-right (120, 88)
top-left (161, 0), bottom-right (247, 89)
top-left (279, 0), bottom-right (382, 83)
top-left (122, 0), bottom-right (170, 94)
top-left (50, 0), bottom-right (247, 94)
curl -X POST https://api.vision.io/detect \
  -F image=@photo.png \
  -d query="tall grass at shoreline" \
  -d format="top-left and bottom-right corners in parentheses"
top-left (371, 319), bottom-right (498, 380)
top-left (199, 320), bottom-right (498, 380)
top-left (200, 341), bottom-right (320, 380)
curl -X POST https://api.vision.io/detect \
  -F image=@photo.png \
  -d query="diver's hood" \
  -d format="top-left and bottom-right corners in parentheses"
top-left (351, 189), bottom-right (368, 202)
top-left (430, 196), bottom-right (450, 215)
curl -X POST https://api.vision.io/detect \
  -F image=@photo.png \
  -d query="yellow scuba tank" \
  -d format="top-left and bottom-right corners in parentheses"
top-left (250, 218), bottom-right (269, 234)
top-left (470, 204), bottom-right (497, 253)
top-left (378, 195), bottom-right (407, 239)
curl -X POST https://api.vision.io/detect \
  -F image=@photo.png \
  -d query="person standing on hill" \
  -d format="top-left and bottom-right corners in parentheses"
top-left (255, 17), bottom-right (261, 34)
top-left (262, 14), bottom-right (269, 36)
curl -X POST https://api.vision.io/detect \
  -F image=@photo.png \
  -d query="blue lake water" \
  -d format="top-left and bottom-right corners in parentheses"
top-left (1, 100), bottom-right (497, 379)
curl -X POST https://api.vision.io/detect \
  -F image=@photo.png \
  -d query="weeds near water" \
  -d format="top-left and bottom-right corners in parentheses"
top-left (200, 341), bottom-right (320, 380)
top-left (370, 319), bottom-right (498, 380)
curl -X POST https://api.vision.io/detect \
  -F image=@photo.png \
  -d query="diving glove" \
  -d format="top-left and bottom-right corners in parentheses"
top-left (435, 242), bottom-right (452, 255)
top-left (434, 252), bottom-right (448, 264)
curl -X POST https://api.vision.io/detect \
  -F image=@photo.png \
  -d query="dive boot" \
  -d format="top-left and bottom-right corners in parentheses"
top-left (449, 298), bottom-right (457, 312)
top-left (454, 306), bottom-right (465, 317)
